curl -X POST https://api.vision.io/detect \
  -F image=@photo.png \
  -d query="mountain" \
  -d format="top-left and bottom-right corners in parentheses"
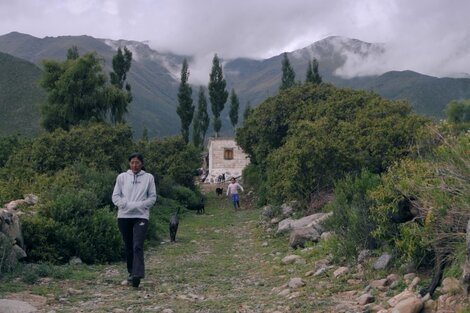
top-left (1, 32), bottom-right (470, 138)
top-left (0, 31), bottom-right (183, 138)
top-left (225, 36), bottom-right (470, 118)
top-left (0, 51), bottom-right (45, 136)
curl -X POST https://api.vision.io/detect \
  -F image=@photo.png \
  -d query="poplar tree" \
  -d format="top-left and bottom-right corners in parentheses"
top-left (177, 58), bottom-right (194, 143)
top-left (280, 52), bottom-right (296, 91)
top-left (306, 58), bottom-right (322, 85)
top-left (109, 46), bottom-right (133, 123)
top-left (243, 102), bottom-right (252, 122)
top-left (208, 54), bottom-right (228, 137)
top-left (193, 86), bottom-right (210, 148)
top-left (229, 88), bottom-right (240, 128)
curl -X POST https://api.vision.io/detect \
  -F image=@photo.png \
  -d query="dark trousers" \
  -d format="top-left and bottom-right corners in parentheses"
top-left (118, 218), bottom-right (148, 278)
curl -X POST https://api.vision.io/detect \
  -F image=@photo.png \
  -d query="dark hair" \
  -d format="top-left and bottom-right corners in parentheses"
top-left (128, 152), bottom-right (144, 163)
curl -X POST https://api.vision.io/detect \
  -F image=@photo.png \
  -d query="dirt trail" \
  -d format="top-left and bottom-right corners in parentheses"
top-left (6, 191), bottom-right (362, 313)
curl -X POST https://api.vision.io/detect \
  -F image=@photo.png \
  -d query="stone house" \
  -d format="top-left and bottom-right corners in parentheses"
top-left (205, 137), bottom-right (250, 183)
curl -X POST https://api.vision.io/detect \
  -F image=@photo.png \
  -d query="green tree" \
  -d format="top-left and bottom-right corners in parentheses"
top-left (229, 88), bottom-right (240, 129)
top-left (445, 99), bottom-right (470, 124)
top-left (66, 46), bottom-right (79, 60)
top-left (109, 47), bottom-right (133, 123)
top-left (40, 51), bottom-right (130, 131)
top-left (192, 86), bottom-right (210, 148)
top-left (243, 102), bottom-right (252, 122)
top-left (306, 58), bottom-right (322, 84)
top-left (177, 59), bottom-right (194, 143)
top-left (280, 52), bottom-right (296, 90)
top-left (208, 54), bottom-right (228, 137)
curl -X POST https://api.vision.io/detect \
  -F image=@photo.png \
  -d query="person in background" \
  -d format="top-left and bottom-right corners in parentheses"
top-left (112, 152), bottom-right (156, 288)
top-left (226, 177), bottom-right (244, 209)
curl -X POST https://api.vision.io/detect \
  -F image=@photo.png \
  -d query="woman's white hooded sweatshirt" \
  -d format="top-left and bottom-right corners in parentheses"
top-left (112, 170), bottom-right (157, 220)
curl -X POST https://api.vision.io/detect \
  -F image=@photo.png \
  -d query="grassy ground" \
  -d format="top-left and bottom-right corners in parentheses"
top-left (0, 190), bottom-right (366, 312)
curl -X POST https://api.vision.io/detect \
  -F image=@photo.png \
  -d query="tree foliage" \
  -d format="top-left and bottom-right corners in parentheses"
top-left (208, 54), bottom-right (228, 136)
top-left (305, 58), bottom-right (322, 85)
top-left (229, 88), bottom-right (240, 128)
top-left (177, 59), bottom-right (194, 143)
top-left (40, 50), bottom-right (131, 131)
top-left (236, 83), bottom-right (429, 204)
top-left (193, 86), bottom-right (210, 148)
top-left (280, 52), bottom-right (296, 91)
top-left (109, 46), bottom-right (133, 123)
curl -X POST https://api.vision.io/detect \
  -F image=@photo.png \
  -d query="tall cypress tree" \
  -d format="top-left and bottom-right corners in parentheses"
top-left (193, 86), bottom-right (210, 148)
top-left (208, 54), bottom-right (228, 137)
top-left (229, 88), bottom-right (240, 129)
top-left (243, 102), bottom-right (252, 122)
top-left (306, 58), bottom-right (322, 85)
top-left (109, 46), bottom-right (133, 123)
top-left (177, 58), bottom-right (194, 143)
top-left (280, 52), bottom-right (296, 91)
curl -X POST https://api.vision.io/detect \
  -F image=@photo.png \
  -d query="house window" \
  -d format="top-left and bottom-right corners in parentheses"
top-left (224, 148), bottom-right (234, 160)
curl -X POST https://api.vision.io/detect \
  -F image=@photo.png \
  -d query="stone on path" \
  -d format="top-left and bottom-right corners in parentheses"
top-left (288, 277), bottom-right (305, 289)
top-left (281, 255), bottom-right (304, 265)
top-left (0, 299), bottom-right (37, 313)
top-left (333, 266), bottom-right (349, 278)
top-left (357, 293), bottom-right (375, 305)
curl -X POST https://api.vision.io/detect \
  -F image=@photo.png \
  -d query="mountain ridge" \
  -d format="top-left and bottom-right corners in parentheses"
top-left (1, 31), bottom-right (470, 137)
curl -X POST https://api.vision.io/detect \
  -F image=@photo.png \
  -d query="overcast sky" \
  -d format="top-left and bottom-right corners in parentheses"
top-left (1, 0), bottom-right (469, 78)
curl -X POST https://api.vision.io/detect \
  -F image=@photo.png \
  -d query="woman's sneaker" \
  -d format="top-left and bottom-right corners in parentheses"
top-left (132, 276), bottom-right (141, 288)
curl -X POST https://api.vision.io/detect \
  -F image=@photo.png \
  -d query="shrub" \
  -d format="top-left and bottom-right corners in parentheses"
top-left (324, 170), bottom-right (381, 259)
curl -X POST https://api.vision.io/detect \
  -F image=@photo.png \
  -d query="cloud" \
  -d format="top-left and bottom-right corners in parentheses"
top-left (0, 0), bottom-right (469, 77)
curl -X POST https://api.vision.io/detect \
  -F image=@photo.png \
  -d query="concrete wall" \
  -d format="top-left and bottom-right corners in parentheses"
top-left (207, 138), bottom-right (250, 183)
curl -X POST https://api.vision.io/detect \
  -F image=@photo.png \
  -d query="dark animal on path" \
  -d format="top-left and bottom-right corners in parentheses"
top-left (215, 187), bottom-right (223, 196)
top-left (169, 207), bottom-right (180, 242)
top-left (188, 197), bottom-right (205, 214)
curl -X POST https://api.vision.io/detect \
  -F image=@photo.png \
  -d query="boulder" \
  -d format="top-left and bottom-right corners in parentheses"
top-left (0, 209), bottom-right (24, 248)
top-left (374, 253), bottom-right (392, 270)
top-left (281, 202), bottom-right (296, 217)
top-left (392, 295), bottom-right (423, 313)
top-left (289, 226), bottom-right (320, 249)
top-left (333, 266), bottom-right (349, 278)
top-left (288, 277), bottom-right (305, 289)
top-left (281, 255), bottom-right (304, 265)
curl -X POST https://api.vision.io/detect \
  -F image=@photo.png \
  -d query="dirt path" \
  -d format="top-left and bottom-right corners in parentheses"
top-left (2, 192), bottom-right (364, 313)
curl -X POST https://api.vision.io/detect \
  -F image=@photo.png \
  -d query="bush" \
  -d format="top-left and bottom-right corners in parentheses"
top-left (324, 170), bottom-right (381, 259)
top-left (237, 83), bottom-right (429, 204)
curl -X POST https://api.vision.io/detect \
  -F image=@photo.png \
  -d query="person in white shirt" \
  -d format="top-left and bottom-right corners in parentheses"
top-left (226, 177), bottom-right (244, 209)
top-left (112, 152), bottom-right (156, 288)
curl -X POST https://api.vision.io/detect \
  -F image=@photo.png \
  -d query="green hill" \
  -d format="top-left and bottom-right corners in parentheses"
top-left (0, 51), bottom-right (44, 136)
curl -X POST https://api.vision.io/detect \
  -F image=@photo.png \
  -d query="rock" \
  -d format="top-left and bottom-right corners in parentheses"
top-left (441, 277), bottom-right (461, 293)
top-left (261, 242), bottom-right (268, 247)
top-left (370, 278), bottom-right (389, 289)
top-left (357, 293), bottom-right (375, 305)
top-left (358, 249), bottom-right (371, 263)
top-left (68, 257), bottom-right (82, 265)
top-left (23, 194), bottom-right (39, 206)
top-left (313, 267), bottom-right (328, 277)
top-left (392, 295), bottom-right (423, 313)
top-left (289, 226), bottom-right (320, 249)
top-left (270, 217), bottom-right (281, 224)
top-left (305, 270), bottom-right (315, 277)
top-left (0, 299), bottom-right (37, 313)
top-left (374, 253), bottom-right (392, 270)
top-left (278, 288), bottom-right (290, 297)
top-left (408, 277), bottom-right (420, 291)
top-left (388, 290), bottom-right (416, 307)
top-left (403, 273), bottom-right (416, 283)
top-left (277, 218), bottom-right (294, 234)
top-left (281, 255), bottom-right (303, 265)
top-left (423, 299), bottom-right (437, 312)
top-left (281, 202), bottom-right (296, 216)
top-left (67, 288), bottom-right (84, 296)
top-left (288, 277), bottom-right (305, 289)
top-left (320, 231), bottom-right (333, 240)
top-left (387, 273), bottom-right (400, 283)
top-left (333, 267), bottom-right (349, 278)
top-left (161, 309), bottom-right (174, 313)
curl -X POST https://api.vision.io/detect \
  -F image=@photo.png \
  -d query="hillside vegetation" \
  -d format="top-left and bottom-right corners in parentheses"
top-left (0, 52), bottom-right (44, 136)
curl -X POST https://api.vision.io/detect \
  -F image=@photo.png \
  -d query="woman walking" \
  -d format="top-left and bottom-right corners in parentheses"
top-left (226, 177), bottom-right (244, 209)
top-left (112, 152), bottom-right (156, 288)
